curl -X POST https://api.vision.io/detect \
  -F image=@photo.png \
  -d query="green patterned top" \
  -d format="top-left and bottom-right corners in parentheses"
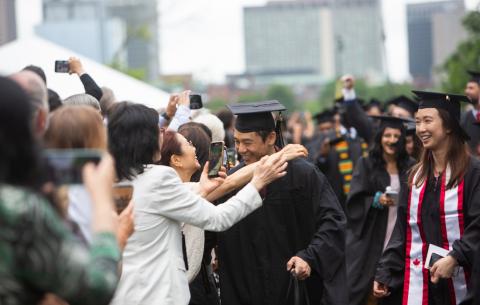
top-left (0, 185), bottom-right (121, 305)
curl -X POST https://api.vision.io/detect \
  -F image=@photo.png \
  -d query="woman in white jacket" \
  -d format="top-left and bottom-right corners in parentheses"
top-left (108, 102), bottom-right (289, 305)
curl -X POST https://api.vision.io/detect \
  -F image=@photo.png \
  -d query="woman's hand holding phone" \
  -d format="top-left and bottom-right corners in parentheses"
top-left (198, 162), bottom-right (227, 198)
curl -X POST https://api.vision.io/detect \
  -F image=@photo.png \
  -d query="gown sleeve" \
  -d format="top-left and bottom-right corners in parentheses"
top-left (345, 157), bottom-right (376, 238)
top-left (450, 164), bottom-right (480, 269)
top-left (375, 185), bottom-right (408, 289)
top-left (295, 165), bottom-right (348, 305)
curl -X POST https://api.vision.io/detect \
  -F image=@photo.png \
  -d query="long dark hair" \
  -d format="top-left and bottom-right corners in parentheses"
top-left (409, 109), bottom-right (470, 189)
top-left (108, 102), bottom-right (161, 180)
top-left (0, 77), bottom-right (41, 188)
top-left (369, 125), bottom-right (410, 174)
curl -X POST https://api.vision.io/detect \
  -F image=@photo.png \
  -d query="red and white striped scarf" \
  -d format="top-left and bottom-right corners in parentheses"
top-left (403, 167), bottom-right (468, 305)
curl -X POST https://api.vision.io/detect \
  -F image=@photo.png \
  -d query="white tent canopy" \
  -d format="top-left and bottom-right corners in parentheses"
top-left (0, 36), bottom-right (169, 109)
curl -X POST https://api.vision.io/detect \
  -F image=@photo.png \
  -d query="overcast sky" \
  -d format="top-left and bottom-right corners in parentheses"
top-left (16, 0), bottom-right (480, 83)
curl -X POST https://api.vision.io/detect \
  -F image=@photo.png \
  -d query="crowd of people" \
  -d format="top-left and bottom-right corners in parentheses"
top-left (1, 58), bottom-right (480, 305)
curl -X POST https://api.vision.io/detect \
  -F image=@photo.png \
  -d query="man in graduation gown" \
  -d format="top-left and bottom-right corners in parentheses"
top-left (217, 101), bottom-right (347, 305)
top-left (461, 70), bottom-right (480, 155)
top-left (306, 109), bottom-right (366, 209)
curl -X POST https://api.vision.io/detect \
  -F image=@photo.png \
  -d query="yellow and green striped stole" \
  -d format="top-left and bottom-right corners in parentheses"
top-left (334, 139), bottom-right (369, 195)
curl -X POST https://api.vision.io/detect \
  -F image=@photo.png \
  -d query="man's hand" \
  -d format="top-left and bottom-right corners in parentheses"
top-left (286, 256), bottom-right (311, 280)
top-left (68, 57), bottom-right (85, 76)
top-left (430, 255), bottom-right (458, 283)
top-left (373, 281), bottom-right (390, 298)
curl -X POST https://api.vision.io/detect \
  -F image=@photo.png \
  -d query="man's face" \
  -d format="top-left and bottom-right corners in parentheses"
top-left (318, 121), bottom-right (334, 135)
top-left (464, 81), bottom-right (480, 103)
top-left (234, 130), bottom-right (275, 165)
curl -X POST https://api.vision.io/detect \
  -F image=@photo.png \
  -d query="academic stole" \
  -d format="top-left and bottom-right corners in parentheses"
top-left (334, 140), bottom-right (368, 195)
top-left (403, 168), bottom-right (468, 305)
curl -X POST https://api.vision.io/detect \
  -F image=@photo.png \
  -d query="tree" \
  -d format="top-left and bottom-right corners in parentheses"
top-left (265, 84), bottom-right (296, 111)
top-left (440, 11), bottom-right (480, 93)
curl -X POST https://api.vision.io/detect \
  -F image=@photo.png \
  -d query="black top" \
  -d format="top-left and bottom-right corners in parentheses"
top-left (80, 74), bottom-right (102, 102)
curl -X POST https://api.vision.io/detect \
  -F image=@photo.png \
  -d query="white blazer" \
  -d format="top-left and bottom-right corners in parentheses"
top-left (111, 165), bottom-right (262, 305)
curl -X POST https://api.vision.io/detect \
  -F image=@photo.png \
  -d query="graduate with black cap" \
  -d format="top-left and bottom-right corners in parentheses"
top-left (375, 91), bottom-right (480, 305)
top-left (387, 95), bottom-right (418, 119)
top-left (306, 108), bottom-right (368, 208)
top-left (460, 70), bottom-right (480, 155)
top-left (217, 101), bottom-right (347, 305)
top-left (345, 115), bottom-right (415, 305)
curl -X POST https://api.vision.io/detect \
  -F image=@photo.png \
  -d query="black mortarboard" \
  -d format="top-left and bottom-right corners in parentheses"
top-left (406, 121), bottom-right (416, 136)
top-left (387, 95), bottom-right (418, 116)
top-left (412, 90), bottom-right (472, 140)
top-left (467, 70), bottom-right (480, 84)
top-left (369, 115), bottom-right (413, 131)
top-left (228, 100), bottom-right (287, 147)
top-left (313, 109), bottom-right (335, 124)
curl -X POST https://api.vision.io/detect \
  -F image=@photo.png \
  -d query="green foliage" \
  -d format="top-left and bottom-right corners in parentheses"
top-left (237, 93), bottom-right (265, 103)
top-left (109, 61), bottom-right (146, 81)
top-left (265, 84), bottom-right (297, 111)
top-left (205, 98), bottom-right (229, 112)
top-left (440, 11), bottom-right (480, 93)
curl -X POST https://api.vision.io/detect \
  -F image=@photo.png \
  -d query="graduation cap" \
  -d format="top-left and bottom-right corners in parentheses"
top-left (369, 115), bottom-right (413, 131)
top-left (412, 90), bottom-right (472, 141)
top-left (467, 70), bottom-right (480, 84)
top-left (227, 100), bottom-right (287, 147)
top-left (387, 95), bottom-right (418, 116)
top-left (313, 109), bottom-right (335, 124)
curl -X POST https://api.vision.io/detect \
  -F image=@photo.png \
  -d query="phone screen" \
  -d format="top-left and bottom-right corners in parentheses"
top-left (208, 142), bottom-right (224, 178)
top-left (113, 183), bottom-right (133, 214)
top-left (189, 94), bottom-right (203, 109)
top-left (54, 60), bottom-right (70, 73)
top-left (44, 149), bottom-right (102, 185)
top-left (226, 148), bottom-right (236, 170)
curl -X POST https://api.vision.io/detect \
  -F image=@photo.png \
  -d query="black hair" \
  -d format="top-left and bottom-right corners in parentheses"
top-left (48, 88), bottom-right (62, 112)
top-left (178, 122), bottom-right (211, 182)
top-left (22, 65), bottom-right (47, 84)
top-left (108, 102), bottom-right (161, 180)
top-left (257, 130), bottom-right (275, 142)
top-left (216, 108), bottom-right (234, 130)
top-left (369, 125), bottom-right (410, 173)
top-left (0, 76), bottom-right (41, 187)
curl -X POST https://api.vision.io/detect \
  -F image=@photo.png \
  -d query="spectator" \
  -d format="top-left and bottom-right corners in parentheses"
top-left (64, 93), bottom-right (101, 112)
top-left (107, 102), bottom-right (288, 305)
top-left (22, 64), bottom-right (47, 84)
top-left (68, 57), bottom-right (103, 101)
top-left (99, 86), bottom-right (116, 117)
top-left (48, 88), bottom-right (62, 112)
top-left (0, 75), bottom-right (121, 305)
top-left (178, 122), bottom-right (212, 182)
top-left (193, 112), bottom-right (225, 143)
top-left (9, 70), bottom-right (49, 136)
top-left (216, 108), bottom-right (235, 148)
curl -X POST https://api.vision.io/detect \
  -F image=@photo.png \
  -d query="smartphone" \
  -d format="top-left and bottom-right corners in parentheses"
top-left (113, 182), bottom-right (133, 214)
top-left (54, 60), bottom-right (70, 73)
top-left (189, 94), bottom-right (203, 109)
top-left (43, 149), bottom-right (102, 185)
top-left (226, 148), bottom-right (237, 170)
top-left (208, 141), bottom-right (224, 178)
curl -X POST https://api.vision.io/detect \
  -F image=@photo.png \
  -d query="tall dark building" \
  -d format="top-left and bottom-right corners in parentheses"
top-left (407, 0), bottom-right (465, 84)
top-left (0, 0), bottom-right (17, 46)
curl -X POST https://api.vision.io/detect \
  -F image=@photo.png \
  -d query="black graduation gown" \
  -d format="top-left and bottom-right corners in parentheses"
top-left (345, 157), bottom-right (414, 305)
top-left (217, 158), bottom-right (347, 305)
top-left (306, 134), bottom-right (364, 208)
top-left (375, 158), bottom-right (480, 305)
top-left (343, 98), bottom-right (376, 144)
top-left (460, 111), bottom-right (480, 156)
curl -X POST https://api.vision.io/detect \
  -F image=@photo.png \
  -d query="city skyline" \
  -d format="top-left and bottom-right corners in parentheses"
top-left (13, 0), bottom-right (480, 83)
